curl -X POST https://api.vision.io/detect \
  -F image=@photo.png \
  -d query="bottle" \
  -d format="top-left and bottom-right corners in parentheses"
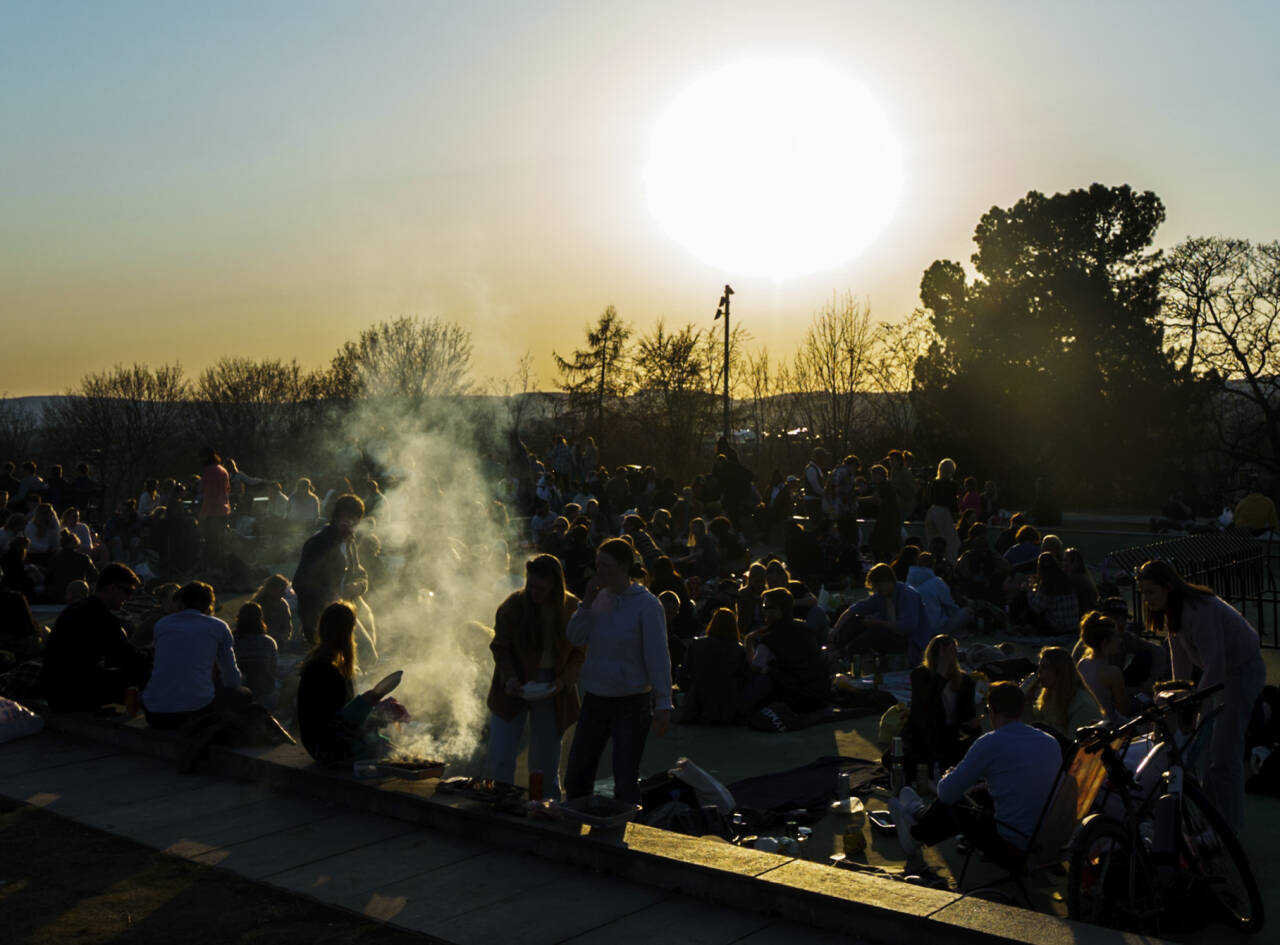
top-left (889, 736), bottom-right (905, 795)
top-left (852, 653), bottom-right (862, 680)
top-left (915, 763), bottom-right (931, 798)
top-left (872, 656), bottom-right (883, 691)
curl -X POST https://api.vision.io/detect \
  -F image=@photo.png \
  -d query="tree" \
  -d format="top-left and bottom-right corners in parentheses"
top-left (329, 316), bottom-right (473, 407)
top-left (0, 394), bottom-right (40, 464)
top-left (45, 364), bottom-right (190, 510)
top-left (552, 306), bottom-right (632, 449)
top-left (788, 293), bottom-right (878, 459)
top-left (1161, 237), bottom-right (1280, 482)
top-left (913, 183), bottom-right (1177, 502)
top-left (865, 309), bottom-right (938, 447)
top-left (192, 357), bottom-right (329, 473)
top-left (631, 320), bottom-right (714, 481)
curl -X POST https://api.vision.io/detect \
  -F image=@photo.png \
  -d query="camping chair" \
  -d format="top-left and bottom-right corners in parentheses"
top-left (957, 740), bottom-right (1110, 906)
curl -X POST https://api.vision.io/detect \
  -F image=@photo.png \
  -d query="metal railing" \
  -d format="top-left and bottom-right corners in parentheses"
top-left (1105, 531), bottom-right (1280, 648)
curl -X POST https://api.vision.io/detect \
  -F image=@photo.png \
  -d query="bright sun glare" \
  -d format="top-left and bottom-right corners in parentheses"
top-left (645, 57), bottom-right (904, 280)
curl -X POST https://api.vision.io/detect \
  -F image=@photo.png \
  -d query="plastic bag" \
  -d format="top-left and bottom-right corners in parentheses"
top-left (0, 697), bottom-right (44, 743)
top-left (670, 756), bottom-right (735, 813)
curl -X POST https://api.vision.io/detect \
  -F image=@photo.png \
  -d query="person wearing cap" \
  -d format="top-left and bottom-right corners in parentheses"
top-left (40, 563), bottom-right (150, 712)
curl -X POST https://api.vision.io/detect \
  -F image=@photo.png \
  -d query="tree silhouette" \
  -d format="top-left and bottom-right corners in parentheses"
top-left (552, 305), bottom-right (632, 449)
top-left (1162, 237), bottom-right (1280, 480)
top-left (913, 184), bottom-right (1177, 501)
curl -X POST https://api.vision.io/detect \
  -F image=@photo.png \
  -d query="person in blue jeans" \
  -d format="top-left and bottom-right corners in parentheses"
top-left (484, 554), bottom-right (584, 800)
top-left (564, 538), bottom-right (672, 803)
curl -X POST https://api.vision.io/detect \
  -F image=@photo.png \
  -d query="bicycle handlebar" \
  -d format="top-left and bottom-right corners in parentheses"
top-left (1074, 682), bottom-right (1224, 748)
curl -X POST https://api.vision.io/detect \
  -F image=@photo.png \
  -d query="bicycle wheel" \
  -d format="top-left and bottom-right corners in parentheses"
top-left (1067, 814), bottom-right (1160, 932)
top-left (1178, 781), bottom-right (1264, 934)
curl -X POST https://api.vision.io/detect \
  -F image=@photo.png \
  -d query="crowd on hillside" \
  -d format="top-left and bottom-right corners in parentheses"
top-left (0, 434), bottom-right (1271, 846)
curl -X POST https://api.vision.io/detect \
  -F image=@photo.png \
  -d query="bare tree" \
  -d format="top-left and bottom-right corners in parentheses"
top-left (45, 364), bottom-right (190, 511)
top-left (0, 394), bottom-right (40, 464)
top-left (192, 357), bottom-right (328, 473)
top-left (330, 316), bottom-right (473, 407)
top-left (1161, 237), bottom-right (1280, 479)
top-left (788, 293), bottom-right (877, 458)
top-left (865, 309), bottom-right (937, 446)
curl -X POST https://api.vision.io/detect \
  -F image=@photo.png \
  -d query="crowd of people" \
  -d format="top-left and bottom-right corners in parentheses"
top-left (0, 434), bottom-right (1270, 851)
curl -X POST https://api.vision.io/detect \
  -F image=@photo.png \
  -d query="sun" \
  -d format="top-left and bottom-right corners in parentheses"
top-left (645, 57), bottom-right (904, 280)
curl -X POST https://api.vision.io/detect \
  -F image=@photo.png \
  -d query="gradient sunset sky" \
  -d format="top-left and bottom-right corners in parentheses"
top-left (4, 0), bottom-right (1277, 397)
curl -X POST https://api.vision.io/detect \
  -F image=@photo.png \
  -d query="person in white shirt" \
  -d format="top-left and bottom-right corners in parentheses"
top-left (141, 581), bottom-right (253, 729)
top-left (564, 538), bottom-right (672, 803)
top-left (889, 681), bottom-right (1062, 861)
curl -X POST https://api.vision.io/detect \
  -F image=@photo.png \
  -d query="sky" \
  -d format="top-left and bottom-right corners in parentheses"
top-left (3, 0), bottom-right (1278, 397)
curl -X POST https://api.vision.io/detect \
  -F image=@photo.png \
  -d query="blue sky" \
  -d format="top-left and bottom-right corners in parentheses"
top-left (3, 0), bottom-right (1277, 394)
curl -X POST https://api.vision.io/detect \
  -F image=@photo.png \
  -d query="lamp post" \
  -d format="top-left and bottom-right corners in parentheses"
top-left (714, 284), bottom-right (734, 445)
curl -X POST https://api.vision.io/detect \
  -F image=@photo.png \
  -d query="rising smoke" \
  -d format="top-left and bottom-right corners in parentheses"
top-left (329, 396), bottom-right (522, 768)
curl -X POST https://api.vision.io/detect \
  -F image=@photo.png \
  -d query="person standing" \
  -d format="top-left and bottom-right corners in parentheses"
top-left (924, 458), bottom-right (961, 563)
top-left (292, 494), bottom-right (366, 644)
top-left (198, 448), bottom-right (231, 569)
top-left (564, 539), bottom-right (672, 804)
top-left (485, 555), bottom-right (584, 800)
top-left (1138, 559), bottom-right (1266, 834)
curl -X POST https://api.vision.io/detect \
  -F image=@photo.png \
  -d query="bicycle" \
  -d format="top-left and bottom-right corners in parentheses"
top-left (1066, 682), bottom-right (1264, 935)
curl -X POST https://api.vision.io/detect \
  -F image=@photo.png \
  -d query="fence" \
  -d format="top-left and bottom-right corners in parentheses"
top-left (1104, 531), bottom-right (1280, 648)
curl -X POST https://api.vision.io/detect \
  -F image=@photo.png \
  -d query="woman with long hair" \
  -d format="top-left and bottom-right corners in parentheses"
top-left (233, 602), bottom-right (279, 709)
top-left (296, 601), bottom-right (384, 766)
top-left (676, 607), bottom-right (750, 724)
top-left (484, 554), bottom-right (585, 800)
top-left (1138, 559), bottom-right (1265, 833)
top-left (24, 502), bottom-right (60, 562)
top-left (1075, 611), bottom-right (1128, 720)
top-left (565, 538), bottom-right (672, 803)
top-left (1063, 546), bottom-right (1099, 614)
top-left (1024, 645), bottom-right (1101, 741)
top-left (924, 458), bottom-right (961, 563)
top-left (902, 634), bottom-right (980, 773)
top-left (1026, 552), bottom-right (1080, 635)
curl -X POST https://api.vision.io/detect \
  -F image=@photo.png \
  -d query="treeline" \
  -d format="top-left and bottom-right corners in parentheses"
top-left (4, 183), bottom-right (1278, 515)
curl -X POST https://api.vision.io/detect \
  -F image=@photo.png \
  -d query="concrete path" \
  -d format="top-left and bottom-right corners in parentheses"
top-left (0, 729), bottom-right (862, 945)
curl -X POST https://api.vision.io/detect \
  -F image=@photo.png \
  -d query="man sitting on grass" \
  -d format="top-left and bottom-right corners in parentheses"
top-left (888, 681), bottom-right (1060, 861)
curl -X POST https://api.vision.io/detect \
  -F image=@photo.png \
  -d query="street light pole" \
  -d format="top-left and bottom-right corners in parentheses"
top-left (714, 284), bottom-right (734, 445)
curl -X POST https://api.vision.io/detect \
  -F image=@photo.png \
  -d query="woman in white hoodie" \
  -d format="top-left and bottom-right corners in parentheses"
top-left (564, 538), bottom-right (672, 804)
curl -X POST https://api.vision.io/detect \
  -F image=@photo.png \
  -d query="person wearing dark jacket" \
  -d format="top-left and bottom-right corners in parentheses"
top-left (742, 588), bottom-right (830, 714)
top-left (484, 554), bottom-right (584, 800)
top-left (292, 494), bottom-right (365, 644)
top-left (39, 563), bottom-right (149, 712)
top-left (902, 634), bottom-right (980, 774)
top-left (676, 608), bottom-right (750, 724)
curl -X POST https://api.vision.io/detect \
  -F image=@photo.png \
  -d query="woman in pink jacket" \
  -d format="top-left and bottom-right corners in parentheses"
top-left (1138, 560), bottom-right (1265, 834)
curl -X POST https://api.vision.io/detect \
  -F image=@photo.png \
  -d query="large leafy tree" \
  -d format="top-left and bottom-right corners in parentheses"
top-left (912, 184), bottom-right (1178, 501)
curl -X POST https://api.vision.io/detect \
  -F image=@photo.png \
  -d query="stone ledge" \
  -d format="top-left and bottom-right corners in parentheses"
top-left (36, 711), bottom-right (1167, 945)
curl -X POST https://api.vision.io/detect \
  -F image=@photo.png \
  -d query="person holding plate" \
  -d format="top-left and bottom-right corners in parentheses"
top-left (564, 538), bottom-right (673, 804)
top-left (484, 554), bottom-right (584, 800)
top-left (297, 601), bottom-right (401, 767)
